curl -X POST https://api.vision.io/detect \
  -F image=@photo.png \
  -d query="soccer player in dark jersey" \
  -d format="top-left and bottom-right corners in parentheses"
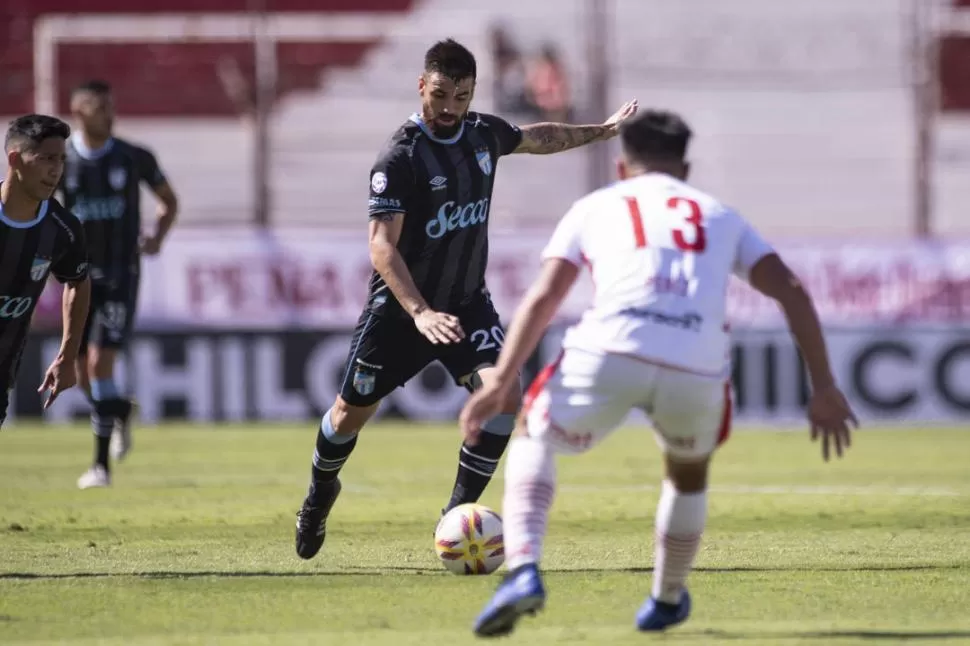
top-left (59, 80), bottom-right (179, 488)
top-left (294, 39), bottom-right (638, 559)
top-left (0, 115), bottom-right (91, 429)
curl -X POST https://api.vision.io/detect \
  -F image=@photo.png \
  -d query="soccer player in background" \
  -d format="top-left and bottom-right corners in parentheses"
top-left (60, 81), bottom-right (179, 489)
top-left (459, 109), bottom-right (859, 636)
top-left (294, 39), bottom-right (638, 559)
top-left (0, 115), bottom-right (91, 429)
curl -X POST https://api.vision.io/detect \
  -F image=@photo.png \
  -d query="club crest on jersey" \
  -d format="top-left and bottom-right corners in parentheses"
top-left (109, 167), bottom-right (127, 190)
top-left (475, 149), bottom-right (492, 176)
top-left (30, 257), bottom-right (51, 282)
top-left (352, 368), bottom-right (376, 396)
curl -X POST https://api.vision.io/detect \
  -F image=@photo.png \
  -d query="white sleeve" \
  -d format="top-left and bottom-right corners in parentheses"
top-left (733, 219), bottom-right (775, 281)
top-left (541, 203), bottom-right (585, 267)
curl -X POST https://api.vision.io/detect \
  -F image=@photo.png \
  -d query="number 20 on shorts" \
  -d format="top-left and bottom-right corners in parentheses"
top-left (625, 196), bottom-right (707, 252)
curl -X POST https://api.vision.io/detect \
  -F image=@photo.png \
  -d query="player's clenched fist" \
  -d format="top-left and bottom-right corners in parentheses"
top-left (414, 309), bottom-right (465, 344)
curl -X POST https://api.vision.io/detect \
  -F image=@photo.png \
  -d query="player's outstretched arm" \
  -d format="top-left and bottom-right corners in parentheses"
top-left (39, 276), bottom-right (91, 408)
top-left (512, 99), bottom-right (638, 155)
top-left (368, 213), bottom-right (464, 344)
top-left (748, 254), bottom-right (859, 460)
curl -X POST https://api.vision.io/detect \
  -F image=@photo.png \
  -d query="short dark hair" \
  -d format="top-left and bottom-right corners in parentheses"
top-left (5, 114), bottom-right (71, 153)
top-left (620, 109), bottom-right (692, 164)
top-left (424, 39), bottom-right (477, 82)
top-left (72, 79), bottom-right (112, 98)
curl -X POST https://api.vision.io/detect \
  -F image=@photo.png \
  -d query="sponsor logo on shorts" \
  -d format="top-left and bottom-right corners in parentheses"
top-left (667, 435), bottom-right (697, 450)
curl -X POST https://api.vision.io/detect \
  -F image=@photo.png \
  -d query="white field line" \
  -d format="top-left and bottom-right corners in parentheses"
top-left (557, 484), bottom-right (968, 497)
top-left (337, 482), bottom-right (968, 497)
top-left (113, 479), bottom-right (966, 497)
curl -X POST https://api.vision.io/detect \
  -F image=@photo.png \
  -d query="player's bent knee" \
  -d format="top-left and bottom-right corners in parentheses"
top-left (331, 396), bottom-right (379, 434)
top-left (74, 358), bottom-right (89, 388)
top-left (460, 365), bottom-right (522, 414)
top-left (500, 387), bottom-right (522, 414)
top-left (664, 455), bottom-right (710, 493)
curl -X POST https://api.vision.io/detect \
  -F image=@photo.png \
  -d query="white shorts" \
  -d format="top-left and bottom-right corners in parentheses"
top-left (523, 348), bottom-right (733, 460)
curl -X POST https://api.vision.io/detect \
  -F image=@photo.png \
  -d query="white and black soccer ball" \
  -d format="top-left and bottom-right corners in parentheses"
top-left (434, 503), bottom-right (505, 575)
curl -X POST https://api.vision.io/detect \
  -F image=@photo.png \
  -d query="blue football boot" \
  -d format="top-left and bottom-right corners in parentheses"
top-left (473, 563), bottom-right (546, 638)
top-left (636, 589), bottom-right (692, 631)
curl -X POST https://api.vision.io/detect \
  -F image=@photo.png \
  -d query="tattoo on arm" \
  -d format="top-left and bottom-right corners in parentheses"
top-left (371, 211), bottom-right (399, 222)
top-left (514, 123), bottom-right (614, 155)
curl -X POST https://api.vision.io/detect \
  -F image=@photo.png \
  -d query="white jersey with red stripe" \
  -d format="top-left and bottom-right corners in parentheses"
top-left (543, 172), bottom-right (774, 377)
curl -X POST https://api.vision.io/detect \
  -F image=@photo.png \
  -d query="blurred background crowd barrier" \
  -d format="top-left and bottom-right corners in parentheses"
top-left (3, 0), bottom-right (969, 425)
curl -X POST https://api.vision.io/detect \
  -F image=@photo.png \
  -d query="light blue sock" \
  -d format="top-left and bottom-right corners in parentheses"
top-left (320, 407), bottom-right (358, 445)
top-left (482, 413), bottom-right (516, 436)
top-left (89, 379), bottom-right (118, 441)
top-left (90, 378), bottom-right (120, 402)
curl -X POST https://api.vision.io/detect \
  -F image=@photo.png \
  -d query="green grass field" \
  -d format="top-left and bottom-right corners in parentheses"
top-left (1, 423), bottom-right (969, 645)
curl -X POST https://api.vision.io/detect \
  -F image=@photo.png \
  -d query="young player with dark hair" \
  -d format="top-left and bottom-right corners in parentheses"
top-left (0, 114), bottom-right (91, 429)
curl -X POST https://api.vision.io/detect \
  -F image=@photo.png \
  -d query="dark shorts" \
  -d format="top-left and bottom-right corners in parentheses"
top-left (80, 279), bottom-right (140, 354)
top-left (0, 388), bottom-right (8, 429)
top-left (339, 293), bottom-right (506, 407)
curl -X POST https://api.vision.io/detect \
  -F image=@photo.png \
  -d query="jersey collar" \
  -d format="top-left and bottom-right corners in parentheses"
top-left (71, 132), bottom-right (115, 160)
top-left (0, 190), bottom-right (49, 229)
top-left (409, 113), bottom-right (464, 144)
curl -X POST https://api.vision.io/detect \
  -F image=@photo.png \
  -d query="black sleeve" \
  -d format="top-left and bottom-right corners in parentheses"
top-left (50, 212), bottom-right (90, 283)
top-left (368, 145), bottom-right (413, 218)
top-left (134, 145), bottom-right (168, 189)
top-left (480, 113), bottom-right (523, 156)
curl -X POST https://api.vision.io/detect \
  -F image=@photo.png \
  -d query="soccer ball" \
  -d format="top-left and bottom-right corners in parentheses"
top-left (434, 503), bottom-right (505, 575)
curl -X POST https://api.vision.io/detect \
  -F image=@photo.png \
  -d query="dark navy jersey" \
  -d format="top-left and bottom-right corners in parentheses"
top-left (0, 196), bottom-right (88, 386)
top-left (366, 111), bottom-right (523, 316)
top-left (60, 135), bottom-right (166, 288)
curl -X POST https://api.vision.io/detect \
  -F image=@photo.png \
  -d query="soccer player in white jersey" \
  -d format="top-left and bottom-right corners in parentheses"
top-left (459, 109), bottom-right (859, 637)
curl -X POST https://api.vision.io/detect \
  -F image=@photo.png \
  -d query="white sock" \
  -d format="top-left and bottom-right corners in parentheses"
top-left (502, 436), bottom-right (557, 571)
top-left (652, 479), bottom-right (707, 603)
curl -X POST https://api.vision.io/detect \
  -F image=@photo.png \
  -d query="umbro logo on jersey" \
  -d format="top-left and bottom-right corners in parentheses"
top-left (429, 176), bottom-right (448, 191)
